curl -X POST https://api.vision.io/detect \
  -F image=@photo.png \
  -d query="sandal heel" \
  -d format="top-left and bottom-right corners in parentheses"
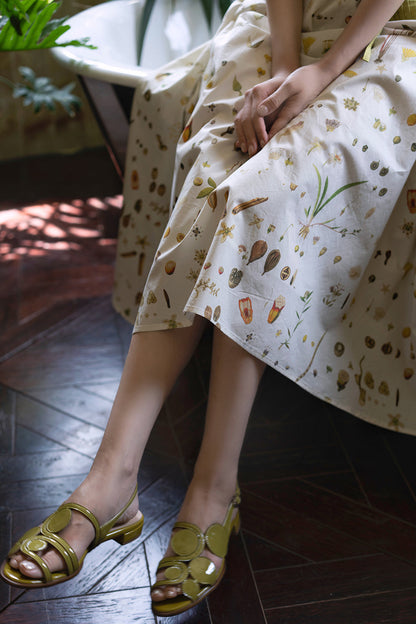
top-left (232, 510), bottom-right (241, 536)
top-left (113, 518), bottom-right (144, 545)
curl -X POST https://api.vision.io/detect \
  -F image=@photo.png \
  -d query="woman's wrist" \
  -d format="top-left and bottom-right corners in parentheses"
top-left (271, 60), bottom-right (300, 79)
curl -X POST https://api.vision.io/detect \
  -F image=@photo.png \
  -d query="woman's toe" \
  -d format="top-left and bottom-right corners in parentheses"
top-left (152, 584), bottom-right (180, 601)
top-left (18, 559), bottom-right (44, 579)
top-left (151, 588), bottom-right (163, 601)
top-left (165, 586), bottom-right (179, 598)
top-left (17, 548), bottom-right (65, 579)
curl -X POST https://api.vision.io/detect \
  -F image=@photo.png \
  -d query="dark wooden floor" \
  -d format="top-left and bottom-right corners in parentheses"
top-left (2, 149), bottom-right (416, 623)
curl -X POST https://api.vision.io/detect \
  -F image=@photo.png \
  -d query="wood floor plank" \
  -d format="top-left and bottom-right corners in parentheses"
top-left (250, 367), bottom-right (321, 425)
top-left (302, 471), bottom-right (368, 504)
top-left (144, 517), bottom-right (177, 587)
top-left (256, 553), bottom-right (416, 609)
top-left (382, 429), bottom-right (416, 502)
top-left (242, 412), bottom-right (337, 455)
top-left (208, 532), bottom-right (266, 624)
top-left (239, 443), bottom-right (349, 485)
top-left (1, 588), bottom-right (156, 623)
top-left (165, 359), bottom-right (207, 424)
top-left (242, 531), bottom-right (307, 571)
top-left (14, 425), bottom-right (62, 454)
top-left (0, 449), bottom-right (92, 483)
top-left (0, 386), bottom-right (15, 454)
top-left (27, 386), bottom-right (113, 431)
top-left (331, 410), bottom-right (416, 522)
top-left (241, 488), bottom-right (376, 562)
top-left (249, 480), bottom-right (416, 563)
top-left (89, 543), bottom-right (149, 593)
top-left (0, 474), bottom-right (88, 513)
top-left (169, 404), bottom-right (206, 467)
top-left (0, 512), bottom-right (11, 611)
top-left (265, 588), bottom-right (416, 624)
top-left (145, 409), bottom-right (181, 459)
top-left (0, 299), bottom-right (125, 391)
top-left (77, 381), bottom-right (120, 402)
top-left (16, 394), bottom-right (104, 458)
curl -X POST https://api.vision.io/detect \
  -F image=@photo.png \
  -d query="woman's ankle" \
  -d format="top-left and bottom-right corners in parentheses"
top-left (186, 471), bottom-right (238, 506)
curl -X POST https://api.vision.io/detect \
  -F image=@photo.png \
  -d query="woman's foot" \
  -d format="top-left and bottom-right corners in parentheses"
top-left (151, 479), bottom-right (239, 604)
top-left (7, 473), bottom-right (141, 581)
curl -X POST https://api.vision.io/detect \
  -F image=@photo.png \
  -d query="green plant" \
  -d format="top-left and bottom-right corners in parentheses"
top-left (0, 0), bottom-right (95, 114)
top-left (137, 0), bottom-right (232, 62)
top-left (0, 0), bottom-right (95, 50)
top-left (0, 66), bottom-right (81, 115)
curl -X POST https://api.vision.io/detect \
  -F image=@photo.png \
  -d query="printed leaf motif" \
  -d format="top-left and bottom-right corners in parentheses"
top-left (233, 75), bottom-right (242, 95)
top-left (247, 240), bottom-right (268, 265)
top-left (197, 187), bottom-right (214, 199)
top-left (299, 165), bottom-right (366, 238)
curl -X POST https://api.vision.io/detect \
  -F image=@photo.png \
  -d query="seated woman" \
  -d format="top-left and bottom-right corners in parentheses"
top-left (2, 0), bottom-right (415, 617)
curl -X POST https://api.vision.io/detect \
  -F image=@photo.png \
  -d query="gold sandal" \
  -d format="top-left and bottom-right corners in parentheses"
top-left (151, 486), bottom-right (241, 617)
top-left (0, 485), bottom-right (143, 588)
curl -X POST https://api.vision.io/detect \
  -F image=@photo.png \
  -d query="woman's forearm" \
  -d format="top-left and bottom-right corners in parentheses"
top-left (266, 0), bottom-right (303, 75)
top-left (318, 0), bottom-right (404, 79)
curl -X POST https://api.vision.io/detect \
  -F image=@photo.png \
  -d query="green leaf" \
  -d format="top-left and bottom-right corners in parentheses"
top-left (207, 177), bottom-right (216, 188)
top-left (319, 179), bottom-right (367, 211)
top-left (199, 0), bottom-right (212, 29)
top-left (0, 0), bottom-right (95, 50)
top-left (311, 164), bottom-right (322, 217)
top-left (13, 66), bottom-right (81, 116)
top-left (218, 0), bottom-right (232, 16)
top-left (137, 0), bottom-right (157, 63)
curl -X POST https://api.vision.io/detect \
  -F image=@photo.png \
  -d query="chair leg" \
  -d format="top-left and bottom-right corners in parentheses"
top-left (78, 75), bottom-right (132, 181)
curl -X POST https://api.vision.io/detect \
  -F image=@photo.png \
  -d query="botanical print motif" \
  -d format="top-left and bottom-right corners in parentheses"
top-left (113, 0), bottom-right (416, 435)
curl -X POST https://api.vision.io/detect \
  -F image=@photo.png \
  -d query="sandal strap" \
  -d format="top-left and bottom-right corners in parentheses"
top-left (95, 484), bottom-right (139, 546)
top-left (19, 543), bottom-right (54, 584)
top-left (58, 503), bottom-right (101, 545)
top-left (41, 534), bottom-right (79, 575)
top-left (152, 485), bottom-right (241, 602)
top-left (18, 530), bottom-right (80, 582)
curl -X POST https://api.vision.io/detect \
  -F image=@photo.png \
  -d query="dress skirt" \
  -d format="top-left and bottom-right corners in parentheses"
top-left (113, 0), bottom-right (416, 434)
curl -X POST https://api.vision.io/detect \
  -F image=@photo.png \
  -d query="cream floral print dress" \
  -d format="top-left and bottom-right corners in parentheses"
top-left (113, 0), bottom-right (416, 434)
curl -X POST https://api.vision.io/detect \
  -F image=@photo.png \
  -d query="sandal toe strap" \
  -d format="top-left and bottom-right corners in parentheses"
top-left (18, 531), bottom-right (80, 582)
top-left (153, 554), bottom-right (220, 601)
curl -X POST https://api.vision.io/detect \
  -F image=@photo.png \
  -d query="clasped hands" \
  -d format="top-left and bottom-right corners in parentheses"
top-left (234, 62), bottom-right (333, 157)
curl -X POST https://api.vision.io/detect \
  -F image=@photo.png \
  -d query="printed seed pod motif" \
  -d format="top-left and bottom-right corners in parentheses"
top-left (267, 295), bottom-right (286, 324)
top-left (114, 0), bottom-right (416, 435)
top-left (262, 250), bottom-right (281, 275)
top-left (408, 190), bottom-right (416, 213)
top-left (239, 297), bottom-right (253, 324)
top-left (247, 240), bottom-right (268, 265)
top-left (228, 268), bottom-right (243, 288)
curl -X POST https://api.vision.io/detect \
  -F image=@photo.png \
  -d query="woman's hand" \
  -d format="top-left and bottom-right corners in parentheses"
top-left (234, 70), bottom-right (292, 157)
top-left (235, 62), bottom-right (333, 156)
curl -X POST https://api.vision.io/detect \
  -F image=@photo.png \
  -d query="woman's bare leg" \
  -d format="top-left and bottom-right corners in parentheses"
top-left (11, 317), bottom-right (206, 578)
top-left (152, 327), bottom-right (266, 601)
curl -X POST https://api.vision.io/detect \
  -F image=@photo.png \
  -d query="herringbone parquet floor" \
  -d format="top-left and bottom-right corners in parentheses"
top-left (2, 149), bottom-right (416, 624)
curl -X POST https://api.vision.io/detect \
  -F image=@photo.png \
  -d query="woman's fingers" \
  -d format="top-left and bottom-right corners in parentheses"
top-left (257, 81), bottom-right (292, 118)
top-left (235, 79), bottom-right (284, 156)
top-left (235, 104), bottom-right (268, 155)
